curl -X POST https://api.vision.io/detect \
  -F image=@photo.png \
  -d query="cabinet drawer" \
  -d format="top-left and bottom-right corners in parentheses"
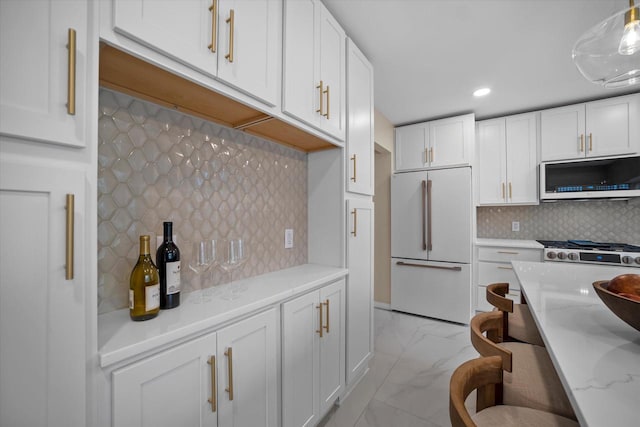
top-left (476, 286), bottom-right (521, 312)
top-left (477, 261), bottom-right (520, 290)
top-left (477, 246), bottom-right (541, 263)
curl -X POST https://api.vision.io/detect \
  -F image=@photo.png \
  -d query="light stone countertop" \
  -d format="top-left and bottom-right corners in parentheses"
top-left (512, 261), bottom-right (640, 427)
top-left (475, 238), bottom-right (543, 249)
top-left (98, 264), bottom-right (348, 368)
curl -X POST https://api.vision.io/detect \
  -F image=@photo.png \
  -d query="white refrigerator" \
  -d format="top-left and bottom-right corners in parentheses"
top-left (391, 167), bottom-right (472, 324)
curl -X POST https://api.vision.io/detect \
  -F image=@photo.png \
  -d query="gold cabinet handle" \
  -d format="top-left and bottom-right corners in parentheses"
top-left (224, 348), bottom-right (234, 400)
top-left (508, 182), bottom-right (512, 200)
top-left (350, 154), bottom-right (357, 182)
top-left (316, 80), bottom-right (324, 114)
top-left (430, 147), bottom-right (434, 163)
top-left (501, 182), bottom-right (505, 200)
top-left (497, 251), bottom-right (519, 255)
top-left (323, 85), bottom-right (330, 119)
top-left (323, 299), bottom-right (330, 333)
top-left (351, 208), bottom-right (357, 237)
top-left (424, 148), bottom-right (429, 164)
top-left (316, 303), bottom-right (324, 337)
top-left (65, 194), bottom-right (74, 280)
top-left (589, 133), bottom-right (593, 152)
top-left (580, 134), bottom-right (584, 152)
top-left (497, 266), bottom-right (513, 270)
top-left (208, 0), bottom-right (218, 52)
top-left (207, 355), bottom-right (217, 412)
top-left (67, 28), bottom-right (76, 115)
top-left (225, 9), bottom-right (234, 62)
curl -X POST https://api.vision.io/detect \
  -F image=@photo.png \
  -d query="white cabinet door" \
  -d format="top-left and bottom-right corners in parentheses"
top-left (346, 199), bottom-right (373, 385)
top-left (586, 94), bottom-right (639, 158)
top-left (0, 0), bottom-right (88, 147)
top-left (395, 123), bottom-right (427, 171)
top-left (428, 168), bottom-right (472, 264)
top-left (318, 280), bottom-right (345, 414)
top-left (282, 291), bottom-right (320, 427)
top-left (318, 1), bottom-right (346, 140)
top-left (346, 39), bottom-right (374, 196)
top-left (112, 333), bottom-right (218, 427)
top-left (540, 104), bottom-right (585, 161)
top-left (477, 118), bottom-right (507, 205)
top-left (428, 114), bottom-right (473, 168)
top-left (217, 308), bottom-right (279, 427)
top-left (505, 113), bottom-right (538, 204)
top-left (0, 158), bottom-right (86, 427)
top-left (391, 171), bottom-right (429, 260)
top-left (113, 0), bottom-right (215, 77)
top-left (282, 0), bottom-right (319, 130)
top-left (216, 0), bottom-right (280, 106)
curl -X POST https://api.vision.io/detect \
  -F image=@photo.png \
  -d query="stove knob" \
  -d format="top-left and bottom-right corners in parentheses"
top-left (557, 252), bottom-right (567, 260)
top-left (635, 257), bottom-right (640, 265)
top-left (547, 251), bottom-right (557, 259)
top-left (568, 252), bottom-right (579, 261)
top-left (622, 256), bottom-right (633, 265)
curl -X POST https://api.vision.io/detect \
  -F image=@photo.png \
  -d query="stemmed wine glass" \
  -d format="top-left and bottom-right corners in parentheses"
top-left (218, 238), bottom-right (248, 300)
top-left (188, 240), bottom-right (216, 302)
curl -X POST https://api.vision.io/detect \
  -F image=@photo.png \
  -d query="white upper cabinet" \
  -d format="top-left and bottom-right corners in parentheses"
top-left (346, 39), bottom-right (374, 196)
top-left (112, 0), bottom-right (280, 106)
top-left (0, 0), bottom-right (88, 147)
top-left (395, 113), bottom-right (474, 171)
top-left (540, 93), bottom-right (639, 161)
top-left (478, 113), bottom-right (538, 205)
top-left (283, 0), bottom-right (346, 141)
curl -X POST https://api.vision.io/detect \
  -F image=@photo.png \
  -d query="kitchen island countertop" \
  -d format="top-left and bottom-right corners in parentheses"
top-left (512, 261), bottom-right (639, 427)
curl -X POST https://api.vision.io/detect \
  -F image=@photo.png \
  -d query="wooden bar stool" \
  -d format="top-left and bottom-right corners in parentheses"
top-left (469, 311), bottom-right (576, 421)
top-left (449, 355), bottom-right (579, 427)
top-left (486, 282), bottom-right (544, 347)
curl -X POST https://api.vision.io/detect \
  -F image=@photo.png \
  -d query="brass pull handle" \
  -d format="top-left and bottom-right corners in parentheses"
top-left (396, 261), bottom-right (462, 271)
top-left (426, 179), bottom-right (433, 251)
top-left (501, 182), bottom-right (505, 200)
top-left (580, 134), bottom-right (584, 152)
top-left (497, 251), bottom-right (519, 255)
top-left (323, 299), bottom-right (330, 333)
top-left (316, 303), bottom-right (324, 337)
top-left (323, 85), bottom-right (330, 119)
top-left (421, 180), bottom-right (427, 250)
top-left (508, 182), bottom-right (512, 200)
top-left (316, 80), bottom-right (324, 114)
top-left (497, 266), bottom-right (513, 270)
top-left (350, 154), bottom-right (357, 182)
top-left (430, 147), bottom-right (434, 163)
top-left (424, 148), bottom-right (429, 164)
top-left (351, 208), bottom-right (357, 237)
top-left (67, 28), bottom-right (76, 115)
top-left (224, 347), bottom-right (233, 400)
top-left (207, 356), bottom-right (217, 412)
top-left (225, 9), bottom-right (234, 62)
top-left (208, 0), bottom-right (217, 52)
top-left (589, 133), bottom-right (593, 152)
top-left (65, 194), bottom-right (74, 280)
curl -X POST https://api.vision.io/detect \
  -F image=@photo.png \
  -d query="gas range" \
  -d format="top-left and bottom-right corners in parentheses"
top-left (537, 240), bottom-right (640, 267)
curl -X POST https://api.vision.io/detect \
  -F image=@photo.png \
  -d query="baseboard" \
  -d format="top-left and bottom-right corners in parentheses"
top-left (374, 301), bottom-right (391, 310)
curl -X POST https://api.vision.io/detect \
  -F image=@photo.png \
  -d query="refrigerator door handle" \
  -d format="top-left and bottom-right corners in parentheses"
top-left (426, 179), bottom-right (433, 251)
top-left (421, 180), bottom-right (427, 251)
top-left (396, 261), bottom-right (462, 271)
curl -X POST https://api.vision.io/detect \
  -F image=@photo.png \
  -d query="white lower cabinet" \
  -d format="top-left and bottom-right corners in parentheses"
top-left (282, 279), bottom-right (345, 427)
top-left (112, 308), bottom-right (279, 427)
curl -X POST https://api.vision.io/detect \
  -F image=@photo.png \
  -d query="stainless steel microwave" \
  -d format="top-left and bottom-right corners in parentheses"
top-left (540, 155), bottom-right (640, 200)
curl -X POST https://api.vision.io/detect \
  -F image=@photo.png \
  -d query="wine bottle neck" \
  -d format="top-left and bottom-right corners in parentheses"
top-left (139, 235), bottom-right (151, 256)
top-left (163, 222), bottom-right (173, 242)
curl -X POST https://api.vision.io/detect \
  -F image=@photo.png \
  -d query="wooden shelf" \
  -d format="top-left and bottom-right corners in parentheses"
top-left (99, 44), bottom-right (335, 152)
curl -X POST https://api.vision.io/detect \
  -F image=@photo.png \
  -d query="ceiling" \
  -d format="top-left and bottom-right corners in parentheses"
top-left (323, 0), bottom-right (640, 126)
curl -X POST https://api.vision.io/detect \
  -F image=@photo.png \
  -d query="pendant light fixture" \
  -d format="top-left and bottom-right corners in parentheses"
top-left (572, 0), bottom-right (640, 87)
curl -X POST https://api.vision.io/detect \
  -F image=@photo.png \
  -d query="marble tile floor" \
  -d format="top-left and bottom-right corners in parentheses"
top-left (319, 308), bottom-right (478, 427)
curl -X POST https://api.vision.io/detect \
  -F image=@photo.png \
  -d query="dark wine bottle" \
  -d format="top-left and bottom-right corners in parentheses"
top-left (157, 221), bottom-right (181, 309)
top-left (129, 235), bottom-right (160, 321)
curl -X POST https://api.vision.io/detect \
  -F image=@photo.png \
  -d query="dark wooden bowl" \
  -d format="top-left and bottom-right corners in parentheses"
top-left (593, 281), bottom-right (640, 332)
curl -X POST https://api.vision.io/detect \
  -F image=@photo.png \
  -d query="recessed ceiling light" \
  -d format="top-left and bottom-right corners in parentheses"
top-left (473, 87), bottom-right (491, 97)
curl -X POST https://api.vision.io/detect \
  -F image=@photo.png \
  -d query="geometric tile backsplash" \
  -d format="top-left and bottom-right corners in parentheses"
top-left (98, 89), bottom-right (308, 314)
top-left (477, 197), bottom-right (640, 244)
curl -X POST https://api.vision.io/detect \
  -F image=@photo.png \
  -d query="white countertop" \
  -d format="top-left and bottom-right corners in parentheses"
top-left (475, 238), bottom-right (543, 249)
top-left (98, 264), bottom-right (348, 368)
top-left (512, 261), bottom-right (640, 427)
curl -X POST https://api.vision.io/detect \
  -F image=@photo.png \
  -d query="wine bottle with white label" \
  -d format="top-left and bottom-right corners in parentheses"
top-left (129, 235), bottom-right (160, 321)
top-left (157, 221), bottom-right (181, 309)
